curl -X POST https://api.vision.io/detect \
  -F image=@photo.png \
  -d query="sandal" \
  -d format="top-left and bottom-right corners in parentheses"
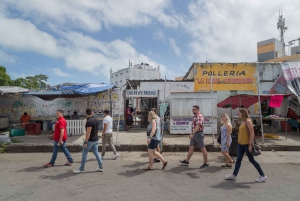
top-left (64, 162), bottom-right (73, 166)
top-left (221, 164), bottom-right (229, 167)
top-left (162, 161), bottom-right (168, 170)
top-left (143, 166), bottom-right (153, 171)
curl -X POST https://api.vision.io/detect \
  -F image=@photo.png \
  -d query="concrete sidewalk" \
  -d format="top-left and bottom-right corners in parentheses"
top-left (2, 128), bottom-right (300, 153)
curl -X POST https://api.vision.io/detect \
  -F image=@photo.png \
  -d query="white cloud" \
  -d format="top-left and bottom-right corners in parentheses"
top-left (50, 68), bottom-right (71, 77)
top-left (183, 0), bottom-right (300, 63)
top-left (153, 30), bottom-right (165, 41)
top-left (169, 38), bottom-right (181, 56)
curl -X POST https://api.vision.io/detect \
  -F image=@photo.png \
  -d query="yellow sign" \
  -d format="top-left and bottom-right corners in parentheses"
top-left (194, 63), bottom-right (257, 91)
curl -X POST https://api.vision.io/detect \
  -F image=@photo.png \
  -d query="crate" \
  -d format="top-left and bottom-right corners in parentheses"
top-left (9, 129), bottom-right (25, 137)
top-left (25, 123), bottom-right (41, 135)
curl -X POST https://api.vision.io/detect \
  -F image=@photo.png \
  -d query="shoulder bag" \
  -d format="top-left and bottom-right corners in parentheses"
top-left (245, 121), bottom-right (261, 156)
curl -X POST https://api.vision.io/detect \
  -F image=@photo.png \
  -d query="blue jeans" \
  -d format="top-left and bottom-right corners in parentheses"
top-left (50, 141), bottom-right (73, 165)
top-left (79, 141), bottom-right (103, 171)
top-left (233, 144), bottom-right (265, 176)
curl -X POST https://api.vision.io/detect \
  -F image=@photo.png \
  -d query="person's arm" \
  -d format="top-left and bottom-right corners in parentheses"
top-left (147, 120), bottom-right (156, 144)
top-left (84, 127), bottom-right (91, 148)
top-left (59, 128), bottom-right (64, 145)
top-left (226, 123), bottom-right (232, 147)
top-left (102, 123), bottom-right (107, 139)
top-left (28, 115), bottom-right (31, 121)
top-left (246, 120), bottom-right (254, 144)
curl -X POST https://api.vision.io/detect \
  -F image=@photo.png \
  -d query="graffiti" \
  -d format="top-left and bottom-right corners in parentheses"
top-left (0, 90), bottom-right (123, 123)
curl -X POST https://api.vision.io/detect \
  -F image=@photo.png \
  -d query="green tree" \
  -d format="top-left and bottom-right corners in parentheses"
top-left (0, 66), bottom-right (48, 90)
top-left (14, 74), bottom-right (49, 90)
top-left (0, 66), bottom-right (13, 86)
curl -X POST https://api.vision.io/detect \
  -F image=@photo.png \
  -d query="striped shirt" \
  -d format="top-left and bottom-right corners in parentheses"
top-left (192, 113), bottom-right (204, 132)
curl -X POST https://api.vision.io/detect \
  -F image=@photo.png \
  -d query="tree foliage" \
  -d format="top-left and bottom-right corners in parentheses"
top-left (0, 66), bottom-right (48, 90)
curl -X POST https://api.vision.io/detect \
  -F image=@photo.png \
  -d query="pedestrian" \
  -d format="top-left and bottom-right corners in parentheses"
top-left (225, 108), bottom-right (267, 182)
top-left (101, 110), bottom-right (119, 159)
top-left (44, 110), bottom-right (73, 167)
top-left (219, 114), bottom-right (234, 168)
top-left (151, 108), bottom-right (162, 163)
top-left (179, 105), bottom-right (209, 169)
top-left (143, 111), bottom-right (168, 170)
top-left (20, 112), bottom-right (31, 124)
top-left (125, 104), bottom-right (133, 131)
top-left (73, 108), bottom-right (103, 173)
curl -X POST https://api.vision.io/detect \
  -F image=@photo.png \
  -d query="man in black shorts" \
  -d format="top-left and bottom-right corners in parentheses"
top-left (179, 105), bottom-right (209, 169)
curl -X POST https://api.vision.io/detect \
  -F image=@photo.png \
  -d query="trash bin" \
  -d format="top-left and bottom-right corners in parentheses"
top-left (229, 129), bottom-right (238, 156)
top-left (35, 120), bottom-right (43, 130)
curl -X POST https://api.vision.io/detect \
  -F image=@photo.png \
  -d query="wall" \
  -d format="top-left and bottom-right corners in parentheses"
top-left (139, 81), bottom-right (194, 103)
top-left (0, 90), bottom-right (124, 124)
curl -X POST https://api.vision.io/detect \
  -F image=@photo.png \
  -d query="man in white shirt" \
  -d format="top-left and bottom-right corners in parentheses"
top-left (101, 110), bottom-right (119, 159)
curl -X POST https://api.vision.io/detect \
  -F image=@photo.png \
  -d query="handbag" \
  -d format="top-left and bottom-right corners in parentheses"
top-left (245, 121), bottom-right (261, 156)
top-left (217, 132), bottom-right (221, 144)
top-left (147, 120), bottom-right (157, 137)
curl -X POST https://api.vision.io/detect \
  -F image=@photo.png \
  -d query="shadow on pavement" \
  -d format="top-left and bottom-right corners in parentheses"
top-left (122, 161), bottom-right (148, 168)
top-left (210, 180), bottom-right (255, 190)
top-left (38, 170), bottom-right (76, 180)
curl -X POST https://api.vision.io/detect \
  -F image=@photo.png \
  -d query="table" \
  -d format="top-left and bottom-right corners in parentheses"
top-left (262, 117), bottom-right (290, 139)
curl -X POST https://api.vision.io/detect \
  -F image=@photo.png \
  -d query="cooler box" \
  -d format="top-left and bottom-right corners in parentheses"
top-left (9, 129), bottom-right (25, 137)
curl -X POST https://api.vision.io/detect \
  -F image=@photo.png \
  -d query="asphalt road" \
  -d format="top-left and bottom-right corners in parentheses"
top-left (0, 151), bottom-right (300, 201)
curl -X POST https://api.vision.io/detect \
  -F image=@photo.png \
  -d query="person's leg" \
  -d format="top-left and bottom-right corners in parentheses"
top-left (186, 146), bottom-right (194, 162)
top-left (49, 141), bottom-right (59, 165)
top-left (245, 146), bottom-right (265, 176)
top-left (60, 141), bottom-right (73, 163)
top-left (156, 144), bottom-right (161, 153)
top-left (154, 151), bottom-right (167, 163)
top-left (78, 141), bottom-right (92, 171)
top-left (197, 132), bottom-right (208, 164)
top-left (200, 147), bottom-right (208, 164)
top-left (221, 151), bottom-right (233, 165)
top-left (232, 144), bottom-right (246, 176)
top-left (91, 141), bottom-right (103, 169)
top-left (107, 133), bottom-right (117, 154)
top-left (148, 149), bottom-right (155, 169)
top-left (101, 134), bottom-right (108, 157)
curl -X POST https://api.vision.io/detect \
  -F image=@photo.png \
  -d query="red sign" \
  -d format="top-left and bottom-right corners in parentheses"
top-left (269, 95), bottom-right (284, 108)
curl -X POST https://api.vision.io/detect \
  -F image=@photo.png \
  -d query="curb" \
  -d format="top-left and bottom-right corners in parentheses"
top-left (4, 144), bottom-right (300, 153)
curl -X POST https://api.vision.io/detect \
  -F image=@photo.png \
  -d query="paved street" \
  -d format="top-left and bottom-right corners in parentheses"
top-left (0, 152), bottom-right (300, 201)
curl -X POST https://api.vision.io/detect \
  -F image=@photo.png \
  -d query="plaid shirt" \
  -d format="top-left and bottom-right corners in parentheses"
top-left (192, 112), bottom-right (204, 133)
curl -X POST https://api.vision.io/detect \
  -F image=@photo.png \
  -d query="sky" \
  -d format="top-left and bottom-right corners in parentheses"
top-left (0, 0), bottom-right (300, 86)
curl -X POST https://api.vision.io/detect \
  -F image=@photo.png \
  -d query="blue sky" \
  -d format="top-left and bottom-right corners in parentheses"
top-left (0, 0), bottom-right (299, 86)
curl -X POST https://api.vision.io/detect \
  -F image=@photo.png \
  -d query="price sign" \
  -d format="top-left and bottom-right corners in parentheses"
top-left (269, 95), bottom-right (283, 108)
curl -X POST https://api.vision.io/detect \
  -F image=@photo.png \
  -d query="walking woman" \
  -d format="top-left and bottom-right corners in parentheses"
top-left (220, 114), bottom-right (234, 168)
top-left (143, 111), bottom-right (168, 170)
top-left (225, 108), bottom-right (267, 182)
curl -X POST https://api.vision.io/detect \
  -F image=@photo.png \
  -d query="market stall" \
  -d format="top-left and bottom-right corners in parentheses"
top-left (217, 94), bottom-right (292, 144)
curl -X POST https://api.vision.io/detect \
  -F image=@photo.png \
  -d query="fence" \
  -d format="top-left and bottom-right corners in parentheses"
top-left (53, 119), bottom-right (86, 136)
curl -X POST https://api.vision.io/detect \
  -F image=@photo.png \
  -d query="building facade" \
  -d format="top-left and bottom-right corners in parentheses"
top-left (110, 63), bottom-right (161, 88)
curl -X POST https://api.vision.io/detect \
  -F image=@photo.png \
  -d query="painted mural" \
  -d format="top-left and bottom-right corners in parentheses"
top-left (0, 90), bottom-right (123, 124)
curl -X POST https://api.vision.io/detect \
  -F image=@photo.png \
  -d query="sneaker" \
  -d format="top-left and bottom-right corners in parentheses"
top-left (73, 169), bottom-right (84, 174)
top-left (43, 163), bottom-right (54, 168)
top-left (200, 163), bottom-right (209, 169)
top-left (154, 158), bottom-right (161, 163)
top-left (179, 159), bottom-right (189, 165)
top-left (255, 175), bottom-right (267, 183)
top-left (113, 153), bottom-right (119, 159)
top-left (225, 174), bottom-right (237, 181)
top-left (96, 167), bottom-right (104, 172)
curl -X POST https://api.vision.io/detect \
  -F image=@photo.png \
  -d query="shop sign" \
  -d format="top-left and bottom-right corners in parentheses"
top-left (194, 63), bottom-right (257, 91)
top-left (126, 90), bottom-right (157, 97)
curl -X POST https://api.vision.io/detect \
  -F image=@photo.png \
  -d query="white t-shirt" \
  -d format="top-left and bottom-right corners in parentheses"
top-left (103, 115), bottom-right (113, 133)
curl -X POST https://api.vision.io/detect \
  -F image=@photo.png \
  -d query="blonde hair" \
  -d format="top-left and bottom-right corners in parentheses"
top-left (220, 113), bottom-right (231, 124)
top-left (238, 108), bottom-right (250, 122)
top-left (148, 111), bottom-right (158, 122)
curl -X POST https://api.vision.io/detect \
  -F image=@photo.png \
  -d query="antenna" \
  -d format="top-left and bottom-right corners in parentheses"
top-left (277, 9), bottom-right (288, 43)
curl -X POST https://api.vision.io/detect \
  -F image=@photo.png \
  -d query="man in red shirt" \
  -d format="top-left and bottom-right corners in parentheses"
top-left (44, 110), bottom-right (73, 167)
top-left (125, 104), bottom-right (133, 131)
top-left (179, 105), bottom-right (209, 169)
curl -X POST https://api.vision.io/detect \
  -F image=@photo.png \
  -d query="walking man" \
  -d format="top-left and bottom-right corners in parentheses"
top-left (74, 108), bottom-right (103, 173)
top-left (102, 110), bottom-right (119, 159)
top-left (44, 110), bottom-right (73, 167)
top-left (179, 105), bottom-right (209, 169)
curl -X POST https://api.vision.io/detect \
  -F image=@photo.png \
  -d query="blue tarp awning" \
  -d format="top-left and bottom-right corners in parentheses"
top-left (24, 83), bottom-right (116, 100)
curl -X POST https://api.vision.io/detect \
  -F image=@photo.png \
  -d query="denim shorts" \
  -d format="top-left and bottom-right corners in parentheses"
top-left (148, 139), bottom-right (160, 149)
